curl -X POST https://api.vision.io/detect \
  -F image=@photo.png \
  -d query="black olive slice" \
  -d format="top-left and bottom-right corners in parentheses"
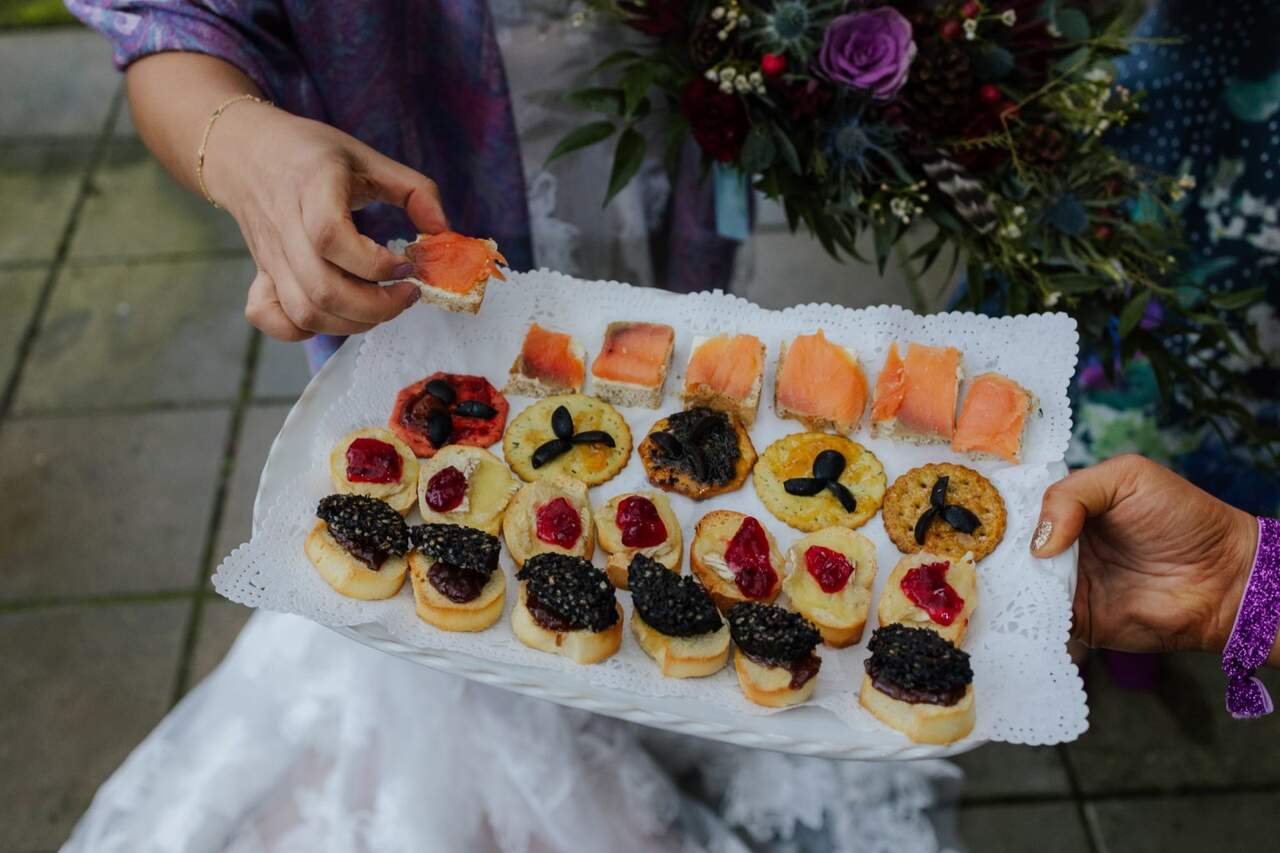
top-left (570, 430), bottom-right (615, 447)
top-left (551, 405), bottom-right (574, 440)
top-left (784, 477), bottom-right (826, 496)
top-left (532, 438), bottom-right (572, 468)
top-left (930, 476), bottom-right (950, 509)
top-left (455, 399), bottom-right (497, 419)
top-left (812, 449), bottom-right (846, 481)
top-left (427, 408), bottom-right (452, 447)
top-left (686, 445), bottom-right (709, 481)
top-left (648, 430), bottom-right (684, 458)
top-left (914, 507), bottom-right (939, 545)
top-left (826, 480), bottom-right (857, 513)
top-left (941, 504), bottom-right (981, 534)
top-left (426, 378), bottom-right (456, 405)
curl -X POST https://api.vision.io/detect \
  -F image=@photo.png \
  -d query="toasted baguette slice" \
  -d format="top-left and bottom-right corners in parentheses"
top-left (304, 522), bottom-right (408, 600)
top-left (408, 552), bottom-right (505, 632)
top-left (630, 610), bottom-right (729, 678)
top-left (591, 322), bottom-right (676, 409)
top-left (501, 476), bottom-right (595, 567)
top-left (682, 335), bottom-right (765, 426)
top-left (690, 510), bottom-right (782, 612)
top-left (733, 648), bottom-right (818, 708)
top-left (594, 491), bottom-right (682, 589)
top-left (328, 428), bottom-right (419, 515)
top-left (858, 673), bottom-right (975, 744)
top-left (773, 336), bottom-right (867, 434)
top-left (510, 584), bottom-right (622, 664)
top-left (505, 327), bottom-right (587, 398)
top-left (877, 551), bottom-right (977, 644)
top-left (783, 527), bottom-right (877, 648)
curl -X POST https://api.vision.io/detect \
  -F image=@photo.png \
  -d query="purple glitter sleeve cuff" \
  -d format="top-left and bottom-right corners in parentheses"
top-left (1222, 517), bottom-right (1280, 719)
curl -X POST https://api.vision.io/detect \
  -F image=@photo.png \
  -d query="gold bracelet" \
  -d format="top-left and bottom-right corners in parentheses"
top-left (196, 94), bottom-right (270, 209)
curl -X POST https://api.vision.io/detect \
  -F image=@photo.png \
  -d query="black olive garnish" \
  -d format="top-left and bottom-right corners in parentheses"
top-left (455, 399), bottom-right (497, 419)
top-left (426, 378), bottom-right (456, 405)
top-left (427, 408), bottom-right (453, 447)
top-left (551, 405), bottom-right (575, 440)
top-left (782, 448), bottom-right (855, 513)
top-left (531, 438), bottom-right (573, 468)
top-left (686, 445), bottom-right (709, 481)
top-left (570, 430), bottom-right (615, 447)
top-left (784, 477), bottom-right (826, 496)
top-left (914, 476), bottom-right (982, 544)
top-left (648, 430), bottom-right (684, 458)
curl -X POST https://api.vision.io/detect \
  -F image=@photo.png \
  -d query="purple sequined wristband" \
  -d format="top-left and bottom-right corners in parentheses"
top-left (1222, 517), bottom-right (1280, 719)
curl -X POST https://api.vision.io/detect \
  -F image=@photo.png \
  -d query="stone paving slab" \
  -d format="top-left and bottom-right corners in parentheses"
top-left (15, 256), bottom-right (253, 412)
top-left (1065, 653), bottom-right (1280, 794)
top-left (0, 409), bottom-right (230, 601)
top-left (955, 744), bottom-right (1073, 801)
top-left (0, 30), bottom-right (118, 137)
top-left (1088, 793), bottom-right (1273, 852)
top-left (253, 335), bottom-right (312, 400)
top-left (0, 141), bottom-right (92, 264)
top-left (0, 601), bottom-right (188, 851)
top-left (189, 596), bottom-right (253, 686)
top-left (959, 802), bottom-right (1091, 853)
top-left (0, 268), bottom-right (45, 392)
top-left (70, 136), bottom-right (245, 259)
top-left (212, 404), bottom-right (292, 571)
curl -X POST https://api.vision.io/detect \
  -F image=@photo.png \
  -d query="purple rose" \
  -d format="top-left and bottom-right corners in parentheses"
top-left (818, 8), bottom-right (917, 101)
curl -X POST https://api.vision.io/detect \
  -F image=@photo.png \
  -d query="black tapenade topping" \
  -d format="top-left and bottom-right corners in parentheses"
top-left (517, 553), bottom-right (618, 632)
top-left (864, 623), bottom-right (972, 706)
top-left (727, 602), bottom-right (820, 664)
top-left (628, 554), bottom-right (723, 638)
top-left (409, 523), bottom-right (500, 575)
top-left (316, 494), bottom-right (409, 568)
top-left (647, 407), bottom-right (740, 485)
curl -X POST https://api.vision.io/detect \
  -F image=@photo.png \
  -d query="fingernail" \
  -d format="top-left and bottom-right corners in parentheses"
top-left (402, 286), bottom-right (422, 307)
top-left (1031, 519), bottom-right (1053, 554)
top-left (392, 261), bottom-right (413, 279)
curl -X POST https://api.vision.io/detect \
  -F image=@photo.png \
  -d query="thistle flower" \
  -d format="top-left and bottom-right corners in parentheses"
top-left (752, 0), bottom-right (843, 57)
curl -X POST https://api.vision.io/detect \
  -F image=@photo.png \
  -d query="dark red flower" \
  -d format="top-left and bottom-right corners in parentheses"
top-left (618, 0), bottom-right (689, 37)
top-left (681, 78), bottom-right (750, 162)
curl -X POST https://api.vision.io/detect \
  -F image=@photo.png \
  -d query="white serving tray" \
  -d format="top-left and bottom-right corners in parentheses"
top-left (250, 325), bottom-right (1075, 761)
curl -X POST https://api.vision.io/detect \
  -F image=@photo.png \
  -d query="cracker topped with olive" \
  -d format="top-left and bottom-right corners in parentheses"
top-left (752, 433), bottom-right (886, 532)
top-left (882, 463), bottom-right (1006, 561)
top-left (503, 394), bottom-right (632, 486)
top-left (639, 407), bottom-right (756, 500)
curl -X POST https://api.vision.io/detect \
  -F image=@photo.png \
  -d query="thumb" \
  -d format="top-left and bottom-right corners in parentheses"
top-left (356, 146), bottom-right (450, 235)
top-left (1031, 458), bottom-right (1130, 558)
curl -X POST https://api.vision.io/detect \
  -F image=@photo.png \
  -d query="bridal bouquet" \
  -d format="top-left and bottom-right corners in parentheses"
top-left (552, 0), bottom-right (1276, 460)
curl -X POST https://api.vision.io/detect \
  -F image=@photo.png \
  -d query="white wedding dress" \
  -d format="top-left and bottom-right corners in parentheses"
top-left (62, 11), bottom-right (962, 853)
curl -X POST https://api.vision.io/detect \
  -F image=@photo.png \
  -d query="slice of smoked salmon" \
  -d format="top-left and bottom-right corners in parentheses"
top-left (684, 334), bottom-right (764, 402)
top-left (407, 231), bottom-right (507, 294)
top-left (871, 342), bottom-right (961, 440)
top-left (952, 372), bottom-right (1033, 463)
top-left (592, 322), bottom-right (675, 386)
top-left (776, 330), bottom-right (868, 432)
top-left (519, 323), bottom-right (584, 390)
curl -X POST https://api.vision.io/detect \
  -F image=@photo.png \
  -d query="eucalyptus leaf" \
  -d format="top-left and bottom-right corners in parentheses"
top-left (565, 87), bottom-right (624, 115)
top-left (1050, 273), bottom-right (1106, 293)
top-left (973, 44), bottom-right (1015, 81)
top-left (1045, 195), bottom-right (1088, 236)
top-left (1056, 8), bottom-right (1090, 41)
top-left (621, 65), bottom-right (658, 117)
top-left (739, 129), bottom-right (777, 173)
top-left (604, 127), bottom-right (646, 205)
top-left (1118, 290), bottom-right (1151, 339)
top-left (546, 121), bottom-right (616, 166)
top-left (774, 127), bottom-right (802, 174)
top-left (1210, 287), bottom-right (1268, 311)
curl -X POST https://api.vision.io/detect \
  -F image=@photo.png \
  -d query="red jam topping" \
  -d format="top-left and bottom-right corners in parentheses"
top-left (345, 438), bottom-right (403, 484)
top-left (900, 561), bottom-right (965, 626)
top-left (616, 496), bottom-right (667, 548)
top-left (536, 497), bottom-right (582, 548)
top-left (724, 516), bottom-right (777, 599)
top-left (804, 546), bottom-right (855, 594)
top-left (424, 466), bottom-right (467, 512)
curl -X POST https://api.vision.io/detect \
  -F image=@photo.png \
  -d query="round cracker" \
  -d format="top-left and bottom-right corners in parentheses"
top-left (503, 394), bottom-right (632, 486)
top-left (882, 463), bottom-right (1006, 560)
top-left (753, 433), bottom-right (886, 532)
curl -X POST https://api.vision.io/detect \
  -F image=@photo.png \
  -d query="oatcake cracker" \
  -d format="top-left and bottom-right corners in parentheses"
top-left (882, 463), bottom-right (1006, 561)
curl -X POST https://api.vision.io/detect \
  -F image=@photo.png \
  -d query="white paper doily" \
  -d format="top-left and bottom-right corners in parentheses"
top-left (214, 269), bottom-right (1086, 749)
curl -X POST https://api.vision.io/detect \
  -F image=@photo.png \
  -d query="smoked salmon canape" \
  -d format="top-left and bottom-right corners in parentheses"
top-left (398, 231), bottom-right (507, 314)
top-left (774, 330), bottom-right (869, 435)
top-left (591, 321), bottom-right (676, 409)
top-left (870, 342), bottom-right (963, 444)
top-left (951, 373), bottom-right (1037, 464)
top-left (681, 334), bottom-right (766, 427)
top-left (506, 323), bottom-right (587, 397)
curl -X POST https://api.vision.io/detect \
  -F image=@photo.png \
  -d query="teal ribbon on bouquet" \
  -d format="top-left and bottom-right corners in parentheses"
top-left (713, 163), bottom-right (750, 242)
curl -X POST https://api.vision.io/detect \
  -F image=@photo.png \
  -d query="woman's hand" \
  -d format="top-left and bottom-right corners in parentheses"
top-left (201, 102), bottom-right (447, 340)
top-left (1032, 454), bottom-right (1259, 657)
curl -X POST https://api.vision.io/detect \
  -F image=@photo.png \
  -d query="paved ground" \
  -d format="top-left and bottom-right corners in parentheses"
top-left (3, 26), bottom-right (1279, 853)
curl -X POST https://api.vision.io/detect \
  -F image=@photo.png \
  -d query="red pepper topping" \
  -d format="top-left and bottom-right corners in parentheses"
top-left (724, 517), bottom-right (778, 599)
top-left (900, 561), bottom-right (965, 626)
top-left (536, 497), bottom-right (583, 549)
top-left (804, 546), bottom-right (855, 594)
top-left (424, 466), bottom-right (467, 512)
top-left (345, 438), bottom-right (403, 484)
top-left (616, 496), bottom-right (668, 548)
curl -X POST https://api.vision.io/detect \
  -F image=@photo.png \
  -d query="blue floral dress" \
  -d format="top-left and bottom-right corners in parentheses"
top-left (1070, 0), bottom-right (1280, 516)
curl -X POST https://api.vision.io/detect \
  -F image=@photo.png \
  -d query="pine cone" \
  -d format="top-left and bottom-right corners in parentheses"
top-left (1019, 123), bottom-right (1069, 166)
top-left (689, 18), bottom-right (730, 68)
top-left (901, 39), bottom-right (975, 134)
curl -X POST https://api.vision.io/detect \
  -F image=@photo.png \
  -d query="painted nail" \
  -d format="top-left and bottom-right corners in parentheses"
top-left (392, 261), bottom-right (414, 279)
top-left (1031, 519), bottom-right (1053, 553)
